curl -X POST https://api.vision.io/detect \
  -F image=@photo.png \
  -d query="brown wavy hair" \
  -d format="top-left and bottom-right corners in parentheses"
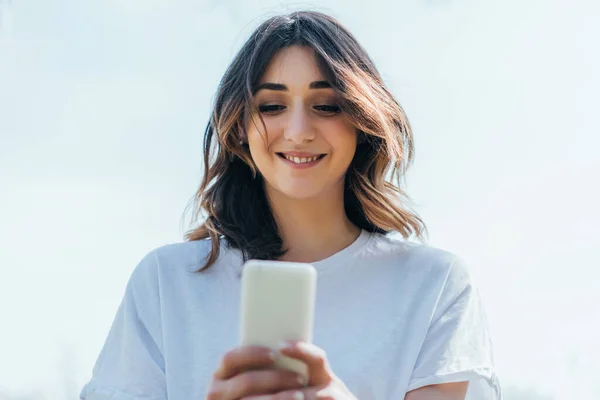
top-left (184, 10), bottom-right (426, 271)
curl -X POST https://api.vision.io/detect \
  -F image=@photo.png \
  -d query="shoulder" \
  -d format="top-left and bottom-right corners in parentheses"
top-left (127, 238), bottom-right (234, 290)
top-left (368, 234), bottom-right (491, 334)
top-left (366, 232), bottom-right (476, 294)
top-left (152, 239), bottom-right (215, 272)
top-left (372, 233), bottom-right (454, 261)
top-left (367, 232), bottom-right (469, 275)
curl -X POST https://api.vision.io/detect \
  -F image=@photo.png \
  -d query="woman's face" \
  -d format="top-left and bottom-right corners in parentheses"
top-left (246, 45), bottom-right (358, 201)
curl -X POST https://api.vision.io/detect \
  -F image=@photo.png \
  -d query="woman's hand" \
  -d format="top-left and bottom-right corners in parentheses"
top-left (206, 345), bottom-right (307, 400)
top-left (242, 340), bottom-right (358, 400)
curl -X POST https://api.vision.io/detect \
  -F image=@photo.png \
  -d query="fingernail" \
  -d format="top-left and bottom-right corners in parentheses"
top-left (268, 350), bottom-right (278, 361)
top-left (293, 391), bottom-right (304, 400)
top-left (297, 375), bottom-right (307, 386)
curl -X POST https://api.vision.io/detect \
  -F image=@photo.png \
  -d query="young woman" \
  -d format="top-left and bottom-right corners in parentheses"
top-left (80, 10), bottom-right (501, 400)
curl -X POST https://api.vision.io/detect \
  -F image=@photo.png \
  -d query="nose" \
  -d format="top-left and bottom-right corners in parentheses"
top-left (283, 102), bottom-right (316, 144)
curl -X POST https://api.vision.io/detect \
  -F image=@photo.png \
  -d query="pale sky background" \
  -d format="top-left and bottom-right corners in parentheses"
top-left (0, 0), bottom-right (598, 399)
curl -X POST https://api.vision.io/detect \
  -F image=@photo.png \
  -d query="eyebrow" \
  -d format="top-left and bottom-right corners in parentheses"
top-left (252, 80), bottom-right (332, 95)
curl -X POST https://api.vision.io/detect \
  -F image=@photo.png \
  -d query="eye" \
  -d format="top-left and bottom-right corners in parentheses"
top-left (314, 105), bottom-right (342, 115)
top-left (258, 104), bottom-right (342, 115)
top-left (258, 104), bottom-right (285, 114)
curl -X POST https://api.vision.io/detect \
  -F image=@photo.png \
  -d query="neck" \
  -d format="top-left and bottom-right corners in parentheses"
top-left (265, 183), bottom-right (361, 263)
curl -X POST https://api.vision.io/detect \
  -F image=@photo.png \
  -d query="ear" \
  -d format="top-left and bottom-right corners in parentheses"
top-left (237, 120), bottom-right (248, 145)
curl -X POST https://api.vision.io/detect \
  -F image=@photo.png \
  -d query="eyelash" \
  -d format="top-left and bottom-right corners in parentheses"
top-left (258, 104), bottom-right (342, 115)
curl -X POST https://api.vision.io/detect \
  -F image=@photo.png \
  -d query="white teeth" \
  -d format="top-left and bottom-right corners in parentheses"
top-left (283, 154), bottom-right (320, 164)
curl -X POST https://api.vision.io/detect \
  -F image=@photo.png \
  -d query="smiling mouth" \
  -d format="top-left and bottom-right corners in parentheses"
top-left (277, 153), bottom-right (327, 164)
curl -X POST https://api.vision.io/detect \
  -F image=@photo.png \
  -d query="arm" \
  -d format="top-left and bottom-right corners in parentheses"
top-left (405, 382), bottom-right (468, 400)
top-left (404, 257), bottom-right (501, 399)
top-left (80, 250), bottom-right (167, 400)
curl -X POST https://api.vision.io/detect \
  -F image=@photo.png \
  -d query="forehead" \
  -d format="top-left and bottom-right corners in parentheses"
top-left (259, 45), bottom-right (326, 85)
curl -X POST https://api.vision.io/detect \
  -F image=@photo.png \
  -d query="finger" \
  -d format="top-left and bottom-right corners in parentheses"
top-left (227, 369), bottom-right (307, 399)
top-left (214, 345), bottom-right (277, 380)
top-left (277, 341), bottom-right (331, 384)
top-left (242, 386), bottom-right (320, 400)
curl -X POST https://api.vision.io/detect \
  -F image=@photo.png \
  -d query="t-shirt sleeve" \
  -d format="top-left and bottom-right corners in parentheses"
top-left (80, 250), bottom-right (167, 400)
top-left (406, 257), bottom-right (503, 399)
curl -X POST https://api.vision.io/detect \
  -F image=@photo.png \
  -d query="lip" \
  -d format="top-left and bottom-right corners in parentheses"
top-left (276, 152), bottom-right (326, 169)
top-left (278, 151), bottom-right (324, 157)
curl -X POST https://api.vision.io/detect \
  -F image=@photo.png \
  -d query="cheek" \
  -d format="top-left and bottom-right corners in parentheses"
top-left (330, 131), bottom-right (358, 167)
top-left (247, 115), bottom-right (280, 147)
top-left (328, 117), bottom-right (358, 156)
top-left (247, 125), bottom-right (277, 170)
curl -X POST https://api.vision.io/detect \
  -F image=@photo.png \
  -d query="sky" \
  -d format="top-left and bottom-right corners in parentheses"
top-left (0, 0), bottom-right (599, 398)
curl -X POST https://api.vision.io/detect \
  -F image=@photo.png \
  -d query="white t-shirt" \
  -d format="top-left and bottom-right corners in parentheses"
top-left (80, 230), bottom-right (502, 399)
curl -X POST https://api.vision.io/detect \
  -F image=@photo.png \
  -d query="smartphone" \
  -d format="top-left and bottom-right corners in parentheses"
top-left (239, 260), bottom-right (317, 382)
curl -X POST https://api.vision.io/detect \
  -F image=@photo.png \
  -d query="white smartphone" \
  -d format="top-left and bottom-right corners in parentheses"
top-left (239, 260), bottom-right (317, 382)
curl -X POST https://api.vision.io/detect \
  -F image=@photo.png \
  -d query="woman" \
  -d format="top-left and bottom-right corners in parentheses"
top-left (80, 10), bottom-right (502, 400)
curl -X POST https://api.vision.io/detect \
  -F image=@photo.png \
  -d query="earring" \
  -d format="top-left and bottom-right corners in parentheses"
top-left (239, 140), bottom-right (244, 146)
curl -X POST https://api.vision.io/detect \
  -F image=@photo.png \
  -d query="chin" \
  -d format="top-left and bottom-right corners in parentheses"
top-left (272, 181), bottom-right (328, 201)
